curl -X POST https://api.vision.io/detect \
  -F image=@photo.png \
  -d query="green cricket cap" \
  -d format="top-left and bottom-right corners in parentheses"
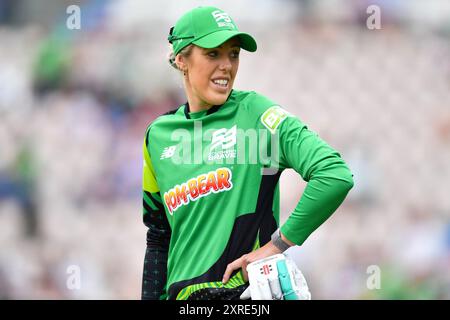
top-left (168, 6), bottom-right (257, 56)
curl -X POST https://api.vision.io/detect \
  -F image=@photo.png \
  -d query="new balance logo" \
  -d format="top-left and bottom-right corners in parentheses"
top-left (160, 145), bottom-right (177, 160)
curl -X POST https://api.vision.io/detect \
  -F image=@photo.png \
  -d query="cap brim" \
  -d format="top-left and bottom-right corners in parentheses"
top-left (193, 30), bottom-right (257, 52)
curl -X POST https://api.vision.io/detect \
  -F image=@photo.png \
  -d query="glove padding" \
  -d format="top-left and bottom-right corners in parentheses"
top-left (240, 254), bottom-right (311, 300)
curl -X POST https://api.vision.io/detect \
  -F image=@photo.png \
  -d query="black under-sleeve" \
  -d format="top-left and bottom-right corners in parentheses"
top-left (141, 191), bottom-right (171, 300)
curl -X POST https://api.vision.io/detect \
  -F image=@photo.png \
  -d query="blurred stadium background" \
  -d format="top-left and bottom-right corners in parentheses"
top-left (0, 0), bottom-right (449, 299)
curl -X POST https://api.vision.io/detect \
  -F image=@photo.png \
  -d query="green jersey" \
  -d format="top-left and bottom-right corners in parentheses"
top-left (142, 89), bottom-right (354, 300)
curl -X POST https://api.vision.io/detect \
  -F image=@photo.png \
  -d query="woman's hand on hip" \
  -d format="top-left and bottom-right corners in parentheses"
top-left (221, 241), bottom-right (282, 284)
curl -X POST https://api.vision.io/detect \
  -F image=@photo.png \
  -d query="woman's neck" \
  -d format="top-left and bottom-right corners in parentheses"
top-left (184, 80), bottom-right (213, 113)
top-left (187, 96), bottom-right (212, 113)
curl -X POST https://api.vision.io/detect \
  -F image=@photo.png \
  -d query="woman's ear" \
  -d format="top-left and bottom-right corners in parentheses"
top-left (175, 54), bottom-right (186, 72)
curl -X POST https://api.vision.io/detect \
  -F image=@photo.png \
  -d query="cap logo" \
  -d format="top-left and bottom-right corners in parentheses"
top-left (211, 10), bottom-right (235, 28)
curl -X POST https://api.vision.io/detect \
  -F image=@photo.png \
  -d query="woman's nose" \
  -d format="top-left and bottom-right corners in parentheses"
top-left (219, 57), bottom-right (232, 71)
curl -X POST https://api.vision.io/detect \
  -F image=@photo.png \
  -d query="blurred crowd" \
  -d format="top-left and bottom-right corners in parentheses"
top-left (0, 0), bottom-right (449, 299)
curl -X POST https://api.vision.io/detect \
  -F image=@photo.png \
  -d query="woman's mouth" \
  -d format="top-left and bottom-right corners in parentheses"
top-left (211, 78), bottom-right (229, 91)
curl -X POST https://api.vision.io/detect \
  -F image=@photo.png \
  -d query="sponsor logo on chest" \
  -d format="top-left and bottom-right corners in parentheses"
top-left (164, 167), bottom-right (233, 215)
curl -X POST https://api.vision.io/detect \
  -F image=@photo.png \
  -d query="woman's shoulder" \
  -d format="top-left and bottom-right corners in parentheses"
top-left (144, 105), bottom-right (185, 135)
top-left (233, 89), bottom-right (280, 115)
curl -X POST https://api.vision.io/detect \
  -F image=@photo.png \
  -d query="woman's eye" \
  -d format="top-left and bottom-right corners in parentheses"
top-left (207, 50), bottom-right (239, 58)
top-left (231, 51), bottom-right (240, 58)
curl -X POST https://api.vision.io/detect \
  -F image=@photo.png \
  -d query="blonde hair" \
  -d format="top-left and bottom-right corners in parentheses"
top-left (168, 44), bottom-right (194, 71)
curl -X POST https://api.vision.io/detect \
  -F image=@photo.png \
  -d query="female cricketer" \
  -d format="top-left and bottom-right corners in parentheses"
top-left (141, 6), bottom-right (354, 300)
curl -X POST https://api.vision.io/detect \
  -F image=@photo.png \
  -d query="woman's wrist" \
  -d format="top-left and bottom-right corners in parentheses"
top-left (270, 228), bottom-right (294, 252)
top-left (280, 231), bottom-right (295, 247)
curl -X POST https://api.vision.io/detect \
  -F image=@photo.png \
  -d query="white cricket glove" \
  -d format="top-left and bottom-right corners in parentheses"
top-left (240, 254), bottom-right (311, 300)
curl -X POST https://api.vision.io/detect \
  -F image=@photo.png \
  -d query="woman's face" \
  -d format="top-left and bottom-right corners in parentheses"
top-left (178, 38), bottom-right (241, 108)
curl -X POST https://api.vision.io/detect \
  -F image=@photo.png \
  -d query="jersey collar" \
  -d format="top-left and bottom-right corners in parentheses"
top-left (184, 90), bottom-right (233, 119)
